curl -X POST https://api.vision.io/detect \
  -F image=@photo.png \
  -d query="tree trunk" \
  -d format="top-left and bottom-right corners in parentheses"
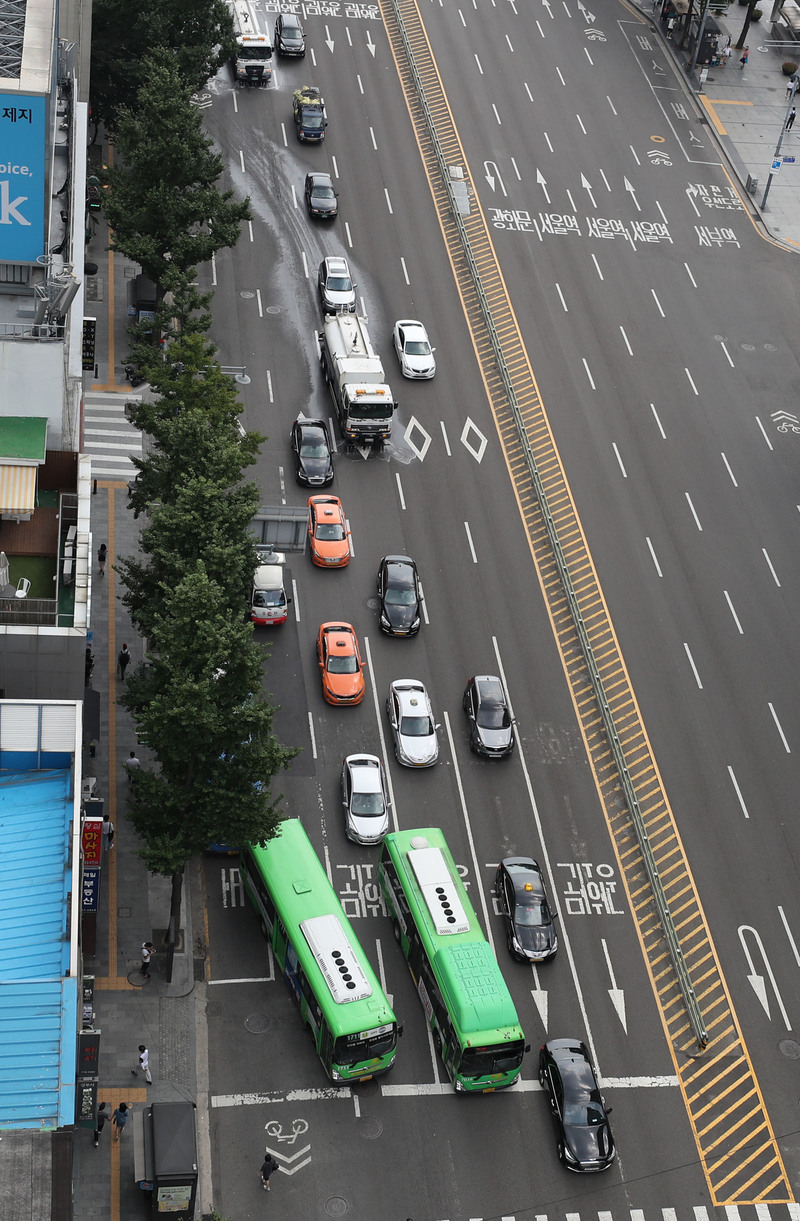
top-left (736, 0), bottom-right (759, 48)
top-left (166, 869), bottom-right (184, 984)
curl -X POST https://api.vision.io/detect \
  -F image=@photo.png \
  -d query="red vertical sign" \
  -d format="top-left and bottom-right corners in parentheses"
top-left (82, 816), bottom-right (102, 866)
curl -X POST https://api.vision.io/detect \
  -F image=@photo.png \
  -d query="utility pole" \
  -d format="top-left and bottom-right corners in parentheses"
top-left (761, 89), bottom-right (798, 208)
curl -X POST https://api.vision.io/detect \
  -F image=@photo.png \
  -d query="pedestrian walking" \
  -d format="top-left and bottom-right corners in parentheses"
top-left (740, 46), bottom-right (749, 68)
top-left (101, 813), bottom-right (115, 850)
top-left (111, 1102), bottom-right (129, 1141)
top-left (94, 1101), bottom-right (107, 1147)
top-left (132, 1044), bottom-right (152, 1084)
top-left (787, 78), bottom-right (796, 99)
top-left (141, 941), bottom-right (155, 980)
top-left (722, 44), bottom-right (732, 64)
top-left (125, 750), bottom-right (141, 782)
top-left (667, 16), bottom-right (675, 38)
top-left (259, 1153), bottom-right (279, 1190)
top-left (97, 543), bottom-right (107, 576)
top-left (117, 643), bottom-right (131, 681)
top-left (787, 107), bottom-right (797, 130)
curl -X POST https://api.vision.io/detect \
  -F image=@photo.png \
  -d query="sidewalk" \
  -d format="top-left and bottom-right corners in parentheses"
top-left (74, 197), bottom-right (209, 1218)
top-left (645, 4), bottom-right (800, 249)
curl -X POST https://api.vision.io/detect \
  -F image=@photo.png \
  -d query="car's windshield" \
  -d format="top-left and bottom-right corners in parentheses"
top-left (385, 586), bottom-right (416, 606)
top-left (400, 715), bottom-right (433, 737)
top-left (349, 401), bottom-right (392, 420)
top-left (300, 436), bottom-right (328, 458)
top-left (404, 339), bottom-right (430, 355)
top-left (514, 899), bottom-right (550, 927)
top-left (351, 792), bottom-right (385, 815)
top-left (328, 653), bottom-right (358, 674)
top-left (254, 590), bottom-right (284, 608)
top-left (313, 185), bottom-right (335, 199)
top-left (316, 523), bottom-right (345, 541)
top-left (564, 1098), bottom-right (606, 1126)
top-left (303, 114), bottom-right (325, 129)
top-left (327, 277), bottom-right (352, 292)
top-left (477, 703), bottom-right (510, 730)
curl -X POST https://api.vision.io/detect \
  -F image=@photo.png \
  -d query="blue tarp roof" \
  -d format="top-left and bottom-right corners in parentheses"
top-left (0, 771), bottom-right (77, 1129)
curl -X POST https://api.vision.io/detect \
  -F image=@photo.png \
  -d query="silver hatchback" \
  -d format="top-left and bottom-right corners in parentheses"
top-left (341, 754), bottom-right (390, 844)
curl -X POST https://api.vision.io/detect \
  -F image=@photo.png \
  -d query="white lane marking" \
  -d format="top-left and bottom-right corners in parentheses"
top-left (491, 636), bottom-right (602, 1073)
top-left (440, 421), bottom-right (451, 455)
top-left (612, 443), bottom-right (627, 477)
top-left (506, 34), bottom-right (514, 50)
top-left (755, 416), bottom-right (774, 450)
top-left (239, 149), bottom-right (246, 173)
top-left (684, 262), bottom-right (698, 288)
top-left (357, 74), bottom-right (364, 94)
top-left (646, 537), bottom-right (662, 577)
top-left (556, 67), bottom-right (566, 85)
top-left (651, 289), bottom-right (665, 317)
top-left (511, 156), bottom-right (521, 180)
top-left (384, 188), bottom-right (393, 214)
top-left (475, 53), bottom-right (483, 74)
top-left (727, 765), bottom-right (749, 819)
top-left (768, 702), bottom-right (791, 752)
top-left (762, 547), bottom-right (781, 586)
top-left (721, 452), bottom-right (737, 486)
top-left (418, 579), bottom-right (430, 625)
top-left (345, 222), bottom-right (353, 248)
top-left (584, 47), bottom-right (594, 64)
top-left (369, 126), bottom-right (377, 150)
top-left (256, 288), bottom-right (263, 318)
top-left (684, 643), bottom-right (703, 689)
top-left (363, 635), bottom-right (398, 832)
top-left (400, 257), bottom-right (410, 285)
top-left (395, 472), bottom-right (406, 510)
top-left (525, 82), bottom-right (533, 101)
top-left (650, 403), bottom-right (665, 438)
top-left (464, 521), bottom-right (477, 562)
top-left (556, 283), bottom-right (568, 312)
top-left (346, 521), bottom-right (355, 558)
top-left (307, 712), bottom-right (317, 760)
top-left (685, 492), bottom-right (702, 531)
top-left (620, 326), bottom-right (633, 356)
top-left (292, 578), bottom-right (299, 622)
top-left (723, 590), bottom-right (743, 633)
top-left (778, 906), bottom-right (800, 968)
top-left (607, 95), bottom-right (617, 115)
top-left (492, 103), bottom-right (502, 125)
top-left (720, 342), bottom-right (735, 367)
top-left (629, 145), bottom-right (641, 165)
top-left (583, 358), bottom-right (596, 389)
top-left (599, 167), bottom-right (611, 192)
top-left (591, 252), bottom-right (603, 280)
top-left (267, 371), bottom-right (274, 403)
top-left (685, 367), bottom-right (699, 395)
top-left (576, 113), bottom-right (587, 134)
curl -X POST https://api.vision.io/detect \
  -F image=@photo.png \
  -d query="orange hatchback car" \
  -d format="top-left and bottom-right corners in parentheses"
top-left (307, 496), bottom-right (351, 567)
top-left (316, 623), bottom-right (365, 705)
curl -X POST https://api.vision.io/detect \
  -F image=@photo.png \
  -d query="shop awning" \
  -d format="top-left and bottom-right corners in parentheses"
top-left (0, 465), bottom-right (37, 514)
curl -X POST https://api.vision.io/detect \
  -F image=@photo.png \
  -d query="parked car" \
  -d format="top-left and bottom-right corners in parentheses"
top-left (495, 857), bottom-right (557, 961)
top-left (305, 172), bottom-right (338, 219)
top-left (290, 416), bottom-right (334, 487)
top-left (317, 623), bottom-right (365, 705)
top-left (392, 319), bottom-right (436, 379)
top-left (318, 256), bottom-right (357, 313)
top-left (307, 495), bottom-right (350, 567)
top-left (274, 11), bottom-right (306, 55)
top-left (386, 679), bottom-right (439, 767)
top-left (377, 555), bottom-right (422, 636)
top-left (462, 675), bottom-right (515, 758)
top-left (538, 1040), bottom-right (616, 1172)
top-left (341, 754), bottom-right (390, 844)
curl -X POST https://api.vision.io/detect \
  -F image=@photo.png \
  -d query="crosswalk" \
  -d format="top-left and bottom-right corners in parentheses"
top-left (82, 390), bottom-right (143, 480)
top-left (447, 1209), bottom-right (800, 1221)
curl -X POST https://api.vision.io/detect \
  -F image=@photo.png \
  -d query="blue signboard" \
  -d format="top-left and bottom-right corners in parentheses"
top-left (0, 94), bottom-right (46, 263)
top-left (82, 866), bottom-right (101, 914)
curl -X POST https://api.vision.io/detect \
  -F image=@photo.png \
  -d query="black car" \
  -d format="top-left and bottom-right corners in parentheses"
top-left (462, 674), bottom-right (515, 757)
top-left (290, 417), bottom-right (334, 487)
top-left (304, 172), bottom-right (338, 220)
top-left (274, 12), bottom-right (306, 55)
top-left (377, 555), bottom-right (422, 636)
top-left (538, 1040), bottom-right (616, 1172)
top-left (496, 857), bottom-right (557, 961)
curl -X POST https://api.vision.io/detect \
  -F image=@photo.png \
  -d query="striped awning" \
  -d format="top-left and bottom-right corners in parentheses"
top-left (0, 464), bottom-right (37, 513)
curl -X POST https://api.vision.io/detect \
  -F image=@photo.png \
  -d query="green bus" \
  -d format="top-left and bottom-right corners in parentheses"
top-left (242, 818), bottom-right (399, 1083)
top-left (379, 827), bottom-right (527, 1092)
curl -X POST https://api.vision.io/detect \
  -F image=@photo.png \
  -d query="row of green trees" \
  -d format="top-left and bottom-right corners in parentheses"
top-left (89, 1), bottom-right (296, 935)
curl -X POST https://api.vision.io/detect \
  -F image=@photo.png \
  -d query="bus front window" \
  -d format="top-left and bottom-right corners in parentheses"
top-left (334, 1026), bottom-right (396, 1065)
top-left (459, 1040), bottom-right (526, 1078)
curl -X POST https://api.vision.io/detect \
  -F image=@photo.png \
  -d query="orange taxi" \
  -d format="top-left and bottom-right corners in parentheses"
top-left (307, 496), bottom-right (351, 567)
top-left (316, 622), bottom-right (365, 705)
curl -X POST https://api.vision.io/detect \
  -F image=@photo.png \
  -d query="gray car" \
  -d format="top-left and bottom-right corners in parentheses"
top-left (317, 256), bottom-right (356, 314)
top-left (341, 754), bottom-right (390, 844)
top-left (386, 679), bottom-right (439, 767)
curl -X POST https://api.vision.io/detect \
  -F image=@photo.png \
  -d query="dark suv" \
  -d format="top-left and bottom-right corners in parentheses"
top-left (274, 12), bottom-right (306, 55)
top-left (462, 674), bottom-right (514, 757)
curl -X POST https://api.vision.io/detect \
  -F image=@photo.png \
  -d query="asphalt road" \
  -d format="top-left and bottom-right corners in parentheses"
top-left (193, 1), bottom-right (800, 1218)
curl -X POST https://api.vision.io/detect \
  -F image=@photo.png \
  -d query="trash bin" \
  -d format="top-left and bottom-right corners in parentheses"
top-left (133, 1100), bottom-right (198, 1218)
top-left (746, 174), bottom-right (758, 195)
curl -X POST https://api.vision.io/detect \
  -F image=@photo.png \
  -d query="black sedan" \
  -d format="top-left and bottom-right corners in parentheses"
top-left (496, 857), bottom-right (557, 961)
top-left (538, 1040), bottom-right (616, 1172)
top-left (377, 555), bottom-right (422, 636)
top-left (274, 12), bottom-right (306, 55)
top-left (462, 674), bottom-right (515, 757)
top-left (304, 172), bottom-right (338, 220)
top-left (290, 417), bottom-right (334, 487)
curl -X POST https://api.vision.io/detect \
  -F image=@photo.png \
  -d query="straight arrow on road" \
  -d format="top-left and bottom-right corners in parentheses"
top-left (601, 938), bottom-right (627, 1032)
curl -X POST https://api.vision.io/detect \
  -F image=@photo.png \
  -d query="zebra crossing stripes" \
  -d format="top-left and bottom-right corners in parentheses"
top-left (453, 1207), bottom-right (799, 1221)
top-left (82, 390), bottom-right (143, 479)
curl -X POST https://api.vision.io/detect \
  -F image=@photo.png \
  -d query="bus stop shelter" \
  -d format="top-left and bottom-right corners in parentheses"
top-left (133, 1100), bottom-right (198, 1218)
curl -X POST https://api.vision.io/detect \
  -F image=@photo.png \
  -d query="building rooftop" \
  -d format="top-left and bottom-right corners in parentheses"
top-left (0, 416), bottom-right (48, 462)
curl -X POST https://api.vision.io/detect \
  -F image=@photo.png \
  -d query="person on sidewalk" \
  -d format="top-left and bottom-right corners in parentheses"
top-left (740, 46), bottom-right (749, 68)
top-left (97, 543), bottom-right (107, 576)
top-left (94, 1101), bottom-right (108, 1147)
top-left (787, 107), bottom-right (797, 131)
top-left (101, 814), bottom-right (115, 850)
top-left (132, 1044), bottom-right (152, 1083)
top-left (787, 77), bottom-right (797, 99)
top-left (141, 941), bottom-right (155, 980)
top-left (125, 750), bottom-right (141, 781)
top-left (117, 643), bottom-right (131, 681)
top-left (259, 1153), bottom-right (279, 1190)
top-left (111, 1102), bottom-right (130, 1141)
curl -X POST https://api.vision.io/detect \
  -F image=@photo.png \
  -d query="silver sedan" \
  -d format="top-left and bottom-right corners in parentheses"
top-left (386, 679), bottom-right (440, 767)
top-left (392, 319), bottom-right (436, 379)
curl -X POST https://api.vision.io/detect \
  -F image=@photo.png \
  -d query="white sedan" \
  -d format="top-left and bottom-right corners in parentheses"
top-left (392, 319), bottom-right (436, 379)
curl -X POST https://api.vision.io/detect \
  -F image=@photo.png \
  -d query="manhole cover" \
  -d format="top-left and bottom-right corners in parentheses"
top-left (244, 1013), bottom-right (272, 1034)
top-left (266, 305), bottom-right (282, 315)
top-left (240, 291), bottom-right (255, 299)
top-left (356, 1116), bottom-right (383, 1140)
top-left (366, 597), bottom-right (380, 611)
top-left (740, 343), bottom-right (756, 351)
top-left (764, 343), bottom-right (779, 351)
top-left (206, 1001), bottom-right (223, 1018)
top-left (713, 334), bottom-right (727, 343)
top-left (779, 1039), bottom-right (800, 1059)
top-left (325, 1197), bottom-right (348, 1217)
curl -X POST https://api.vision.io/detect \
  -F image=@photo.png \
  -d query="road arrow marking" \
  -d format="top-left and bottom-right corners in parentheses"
top-left (624, 177), bottom-right (641, 211)
top-left (581, 173), bottom-right (596, 208)
top-left (484, 161), bottom-right (506, 195)
top-left (601, 938), bottom-right (627, 1032)
top-left (325, 24), bottom-right (334, 52)
top-left (536, 168), bottom-right (550, 204)
top-left (366, 31), bottom-right (376, 56)
top-left (738, 925), bottom-right (791, 1027)
top-left (530, 968), bottom-right (548, 1027)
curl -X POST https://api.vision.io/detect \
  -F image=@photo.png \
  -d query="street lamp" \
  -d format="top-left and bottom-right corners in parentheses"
top-left (761, 88), bottom-right (798, 208)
